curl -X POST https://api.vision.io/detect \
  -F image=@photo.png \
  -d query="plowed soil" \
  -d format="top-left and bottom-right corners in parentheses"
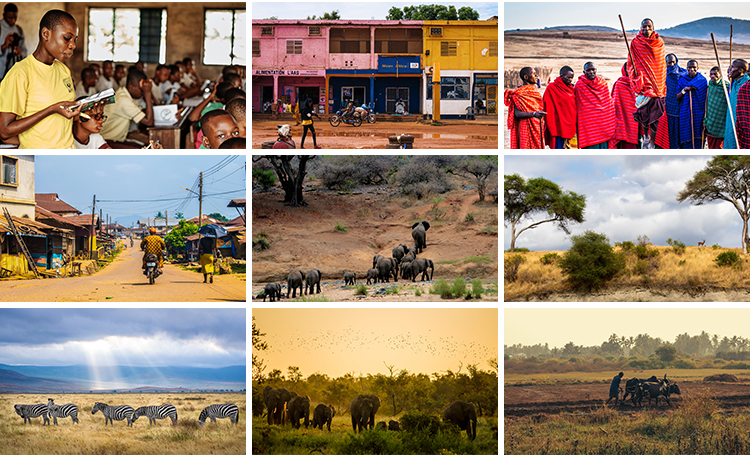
top-left (505, 382), bottom-right (750, 418)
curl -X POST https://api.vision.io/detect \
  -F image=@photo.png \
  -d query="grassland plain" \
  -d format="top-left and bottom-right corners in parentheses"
top-left (1, 393), bottom-right (246, 455)
top-left (251, 413), bottom-right (498, 454)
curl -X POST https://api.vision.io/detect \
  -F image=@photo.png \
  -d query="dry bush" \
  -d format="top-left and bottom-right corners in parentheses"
top-left (504, 66), bottom-right (553, 89)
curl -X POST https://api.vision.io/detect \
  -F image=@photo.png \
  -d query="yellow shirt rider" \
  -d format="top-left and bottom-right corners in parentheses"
top-left (140, 227), bottom-right (166, 273)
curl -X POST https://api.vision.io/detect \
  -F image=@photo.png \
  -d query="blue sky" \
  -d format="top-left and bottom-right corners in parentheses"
top-left (252, 1), bottom-right (498, 20)
top-left (504, 155), bottom-right (746, 252)
top-left (504, 2), bottom-right (750, 31)
top-left (0, 308), bottom-right (246, 367)
top-left (35, 155), bottom-right (245, 226)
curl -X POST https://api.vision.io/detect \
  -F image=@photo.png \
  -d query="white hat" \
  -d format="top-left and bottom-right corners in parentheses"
top-left (278, 124), bottom-right (291, 137)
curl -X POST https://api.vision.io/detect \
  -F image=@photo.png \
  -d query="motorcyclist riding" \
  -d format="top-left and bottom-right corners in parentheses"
top-left (140, 227), bottom-right (166, 275)
top-left (342, 101), bottom-right (355, 121)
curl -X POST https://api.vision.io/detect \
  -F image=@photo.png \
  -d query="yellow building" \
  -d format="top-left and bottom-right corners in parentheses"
top-left (422, 19), bottom-right (498, 117)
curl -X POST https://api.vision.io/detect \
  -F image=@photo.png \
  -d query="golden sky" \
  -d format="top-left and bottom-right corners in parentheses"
top-left (254, 308), bottom-right (498, 378)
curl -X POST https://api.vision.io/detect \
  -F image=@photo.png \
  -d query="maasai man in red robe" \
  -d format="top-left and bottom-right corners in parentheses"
top-left (505, 67), bottom-right (545, 149)
top-left (611, 63), bottom-right (639, 148)
top-left (575, 62), bottom-right (615, 149)
top-left (626, 18), bottom-right (667, 148)
top-left (543, 66), bottom-right (576, 149)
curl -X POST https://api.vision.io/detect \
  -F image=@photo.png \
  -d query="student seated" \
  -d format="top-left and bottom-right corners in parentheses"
top-left (219, 137), bottom-right (245, 149)
top-left (100, 68), bottom-right (154, 148)
top-left (114, 64), bottom-right (126, 89)
top-left (75, 67), bottom-right (97, 98)
top-left (0, 9), bottom-right (80, 148)
top-left (96, 59), bottom-right (115, 92)
top-left (72, 100), bottom-right (110, 149)
top-left (225, 87), bottom-right (245, 104)
top-left (225, 97), bottom-right (245, 138)
top-left (149, 64), bottom-right (170, 105)
top-left (162, 64), bottom-right (182, 104)
top-left (199, 109), bottom-right (239, 149)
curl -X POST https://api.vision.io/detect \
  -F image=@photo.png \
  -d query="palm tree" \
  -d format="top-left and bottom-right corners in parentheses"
top-left (174, 212), bottom-right (184, 219)
top-left (155, 212), bottom-right (165, 220)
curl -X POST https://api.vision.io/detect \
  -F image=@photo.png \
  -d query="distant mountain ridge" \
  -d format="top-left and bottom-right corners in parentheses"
top-left (0, 364), bottom-right (245, 393)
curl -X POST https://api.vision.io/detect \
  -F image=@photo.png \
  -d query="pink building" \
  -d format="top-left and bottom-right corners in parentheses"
top-left (252, 20), bottom-right (424, 115)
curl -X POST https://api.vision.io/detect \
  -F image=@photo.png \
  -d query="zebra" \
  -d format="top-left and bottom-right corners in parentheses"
top-left (197, 403), bottom-right (239, 426)
top-left (47, 398), bottom-right (79, 425)
top-left (132, 404), bottom-right (178, 426)
top-left (92, 402), bottom-right (135, 427)
top-left (14, 403), bottom-right (50, 425)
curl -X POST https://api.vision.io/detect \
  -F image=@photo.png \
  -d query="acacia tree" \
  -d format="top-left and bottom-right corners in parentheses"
top-left (252, 155), bottom-right (315, 207)
top-left (450, 156), bottom-right (497, 201)
top-left (504, 174), bottom-right (586, 251)
top-left (677, 155), bottom-right (750, 253)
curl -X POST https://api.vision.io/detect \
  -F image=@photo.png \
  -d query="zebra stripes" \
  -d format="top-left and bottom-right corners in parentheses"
top-left (133, 404), bottom-right (178, 425)
top-left (14, 403), bottom-right (49, 425)
top-left (197, 403), bottom-right (239, 426)
top-left (92, 402), bottom-right (135, 427)
top-left (47, 399), bottom-right (79, 425)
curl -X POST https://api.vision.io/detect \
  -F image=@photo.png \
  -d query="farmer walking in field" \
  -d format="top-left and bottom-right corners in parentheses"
top-left (676, 60), bottom-right (707, 149)
top-left (574, 62), bottom-right (615, 149)
top-left (704, 66), bottom-right (729, 149)
top-left (504, 66), bottom-right (545, 149)
top-left (605, 372), bottom-right (624, 406)
top-left (626, 18), bottom-right (667, 149)
top-left (611, 63), bottom-right (639, 148)
top-left (542, 66), bottom-right (576, 149)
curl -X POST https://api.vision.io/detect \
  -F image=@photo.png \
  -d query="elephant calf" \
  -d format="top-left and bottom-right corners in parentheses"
top-left (263, 282), bottom-right (282, 302)
top-left (287, 270), bottom-right (305, 298)
top-left (344, 271), bottom-right (356, 286)
top-left (305, 269), bottom-right (322, 295)
top-left (311, 404), bottom-right (335, 431)
top-left (365, 268), bottom-right (379, 285)
top-left (400, 261), bottom-right (413, 281)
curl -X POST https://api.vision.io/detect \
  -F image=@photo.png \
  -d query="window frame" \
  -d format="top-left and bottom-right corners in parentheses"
top-left (426, 77), bottom-right (470, 100)
top-left (286, 39), bottom-right (303, 55)
top-left (252, 40), bottom-right (260, 57)
top-left (204, 8), bottom-right (246, 66)
top-left (261, 26), bottom-right (274, 36)
top-left (440, 41), bottom-right (457, 57)
top-left (87, 7), bottom-right (166, 64)
top-left (489, 41), bottom-right (498, 57)
top-left (308, 26), bottom-right (321, 36)
top-left (0, 155), bottom-right (18, 187)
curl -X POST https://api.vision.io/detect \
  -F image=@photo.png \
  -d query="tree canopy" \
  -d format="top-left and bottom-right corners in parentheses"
top-left (504, 174), bottom-right (586, 251)
top-left (307, 10), bottom-right (340, 20)
top-left (677, 155), bottom-right (750, 253)
top-left (386, 4), bottom-right (479, 20)
top-left (252, 155), bottom-right (316, 207)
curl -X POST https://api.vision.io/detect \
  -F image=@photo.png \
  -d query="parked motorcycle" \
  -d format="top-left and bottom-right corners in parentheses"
top-left (329, 108), bottom-right (363, 127)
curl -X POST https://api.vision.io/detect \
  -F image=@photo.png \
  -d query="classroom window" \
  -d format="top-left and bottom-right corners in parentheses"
top-left (441, 41), bottom-right (457, 57)
top-left (253, 40), bottom-right (260, 57)
top-left (1, 156), bottom-right (17, 186)
top-left (87, 8), bottom-right (167, 63)
top-left (329, 28), bottom-right (370, 54)
top-left (204, 9), bottom-right (247, 66)
top-left (286, 40), bottom-right (302, 55)
top-left (489, 41), bottom-right (498, 57)
top-left (426, 77), bottom-right (469, 100)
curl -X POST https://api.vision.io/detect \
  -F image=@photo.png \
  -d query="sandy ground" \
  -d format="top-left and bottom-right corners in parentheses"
top-left (0, 240), bottom-right (246, 302)
top-left (251, 183), bottom-right (499, 302)
top-left (251, 119), bottom-right (499, 149)
top-left (503, 30), bottom-right (750, 149)
top-left (508, 288), bottom-right (750, 302)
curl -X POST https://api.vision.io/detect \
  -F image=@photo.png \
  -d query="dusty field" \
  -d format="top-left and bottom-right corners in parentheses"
top-left (503, 30), bottom-right (750, 148)
top-left (251, 119), bottom-right (499, 149)
top-left (515, 288), bottom-right (750, 302)
top-left (505, 381), bottom-right (750, 418)
top-left (251, 183), bottom-right (499, 302)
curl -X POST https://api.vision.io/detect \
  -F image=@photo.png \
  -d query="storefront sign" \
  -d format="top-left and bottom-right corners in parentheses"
top-left (377, 56), bottom-right (421, 74)
top-left (252, 69), bottom-right (326, 77)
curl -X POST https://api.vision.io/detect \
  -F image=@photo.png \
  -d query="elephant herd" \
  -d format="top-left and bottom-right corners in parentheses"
top-left (261, 221), bottom-right (435, 301)
top-left (262, 386), bottom-right (478, 440)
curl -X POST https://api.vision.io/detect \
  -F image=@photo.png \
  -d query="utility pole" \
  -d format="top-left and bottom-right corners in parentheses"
top-left (89, 195), bottom-right (96, 260)
top-left (165, 210), bottom-right (168, 234)
top-left (198, 171), bottom-right (203, 229)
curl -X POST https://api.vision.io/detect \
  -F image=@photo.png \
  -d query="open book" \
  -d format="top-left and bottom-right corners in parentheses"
top-left (70, 88), bottom-right (116, 112)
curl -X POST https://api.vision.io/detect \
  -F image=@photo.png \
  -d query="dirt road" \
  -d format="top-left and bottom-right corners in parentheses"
top-left (252, 120), bottom-right (499, 149)
top-left (0, 241), bottom-right (246, 302)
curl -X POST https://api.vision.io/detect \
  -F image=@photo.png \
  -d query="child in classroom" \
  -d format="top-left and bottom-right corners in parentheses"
top-left (199, 109), bottom-right (239, 149)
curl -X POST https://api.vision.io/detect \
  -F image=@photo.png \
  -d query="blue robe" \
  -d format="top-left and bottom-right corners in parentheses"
top-left (666, 60), bottom-right (687, 148)
top-left (677, 72), bottom-right (708, 148)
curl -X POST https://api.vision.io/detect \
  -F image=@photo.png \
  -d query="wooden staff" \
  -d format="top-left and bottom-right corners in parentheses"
top-left (689, 91), bottom-right (695, 149)
top-left (712, 32), bottom-right (738, 145)
top-left (730, 25), bottom-right (734, 65)
top-left (619, 15), bottom-right (637, 75)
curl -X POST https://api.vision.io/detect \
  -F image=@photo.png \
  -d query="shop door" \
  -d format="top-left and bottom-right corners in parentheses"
top-left (341, 87), bottom-right (366, 107)
top-left (487, 85), bottom-right (497, 115)
top-left (296, 87), bottom-right (319, 107)
top-left (261, 87), bottom-right (274, 112)
top-left (386, 87), bottom-right (409, 113)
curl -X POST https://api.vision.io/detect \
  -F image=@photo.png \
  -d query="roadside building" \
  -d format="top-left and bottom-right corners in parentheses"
top-left (422, 19), bottom-right (498, 118)
top-left (227, 199), bottom-right (246, 226)
top-left (0, 155), bottom-right (35, 219)
top-left (35, 205), bottom-right (80, 264)
top-left (35, 193), bottom-right (82, 217)
top-left (68, 214), bottom-right (101, 259)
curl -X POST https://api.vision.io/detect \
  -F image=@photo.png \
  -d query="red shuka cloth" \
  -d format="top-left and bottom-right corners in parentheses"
top-left (654, 111), bottom-right (670, 148)
top-left (627, 31), bottom-right (666, 98)
top-left (575, 74), bottom-right (615, 148)
top-left (543, 76), bottom-right (577, 146)
top-left (505, 85), bottom-right (544, 149)
top-left (611, 65), bottom-right (639, 146)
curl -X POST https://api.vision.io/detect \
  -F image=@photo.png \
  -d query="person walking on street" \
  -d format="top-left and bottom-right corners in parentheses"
top-left (199, 235), bottom-right (217, 284)
top-left (605, 372), bottom-right (624, 406)
top-left (300, 98), bottom-right (321, 149)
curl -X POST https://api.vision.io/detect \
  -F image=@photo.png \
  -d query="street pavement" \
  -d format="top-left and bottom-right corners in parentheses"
top-left (0, 240), bottom-right (246, 302)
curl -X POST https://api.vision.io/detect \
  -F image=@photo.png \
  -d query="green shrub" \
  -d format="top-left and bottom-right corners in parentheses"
top-left (385, 286), bottom-right (400, 295)
top-left (666, 238), bottom-right (686, 255)
top-left (679, 260), bottom-right (687, 266)
top-left (414, 287), bottom-right (423, 296)
top-left (471, 279), bottom-right (483, 299)
top-left (634, 245), bottom-right (659, 260)
top-left (712, 244), bottom-right (721, 250)
top-left (504, 255), bottom-right (526, 283)
top-left (335, 222), bottom-right (347, 232)
top-left (451, 278), bottom-right (466, 297)
top-left (400, 410), bottom-right (443, 435)
top-left (336, 429), bottom-right (404, 455)
top-left (354, 284), bottom-right (368, 295)
top-left (539, 253), bottom-right (559, 265)
top-left (633, 260), bottom-right (649, 275)
top-left (430, 278), bottom-right (454, 298)
top-left (508, 247), bottom-right (530, 253)
top-left (715, 251), bottom-right (741, 267)
top-left (252, 168), bottom-right (277, 188)
top-left (558, 231), bottom-right (625, 292)
top-left (636, 234), bottom-right (650, 247)
top-left (464, 212), bottom-right (474, 223)
top-left (618, 241), bottom-right (634, 251)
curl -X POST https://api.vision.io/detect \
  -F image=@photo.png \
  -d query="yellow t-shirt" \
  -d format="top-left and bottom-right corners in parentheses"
top-left (0, 55), bottom-right (76, 149)
top-left (100, 86), bottom-right (146, 142)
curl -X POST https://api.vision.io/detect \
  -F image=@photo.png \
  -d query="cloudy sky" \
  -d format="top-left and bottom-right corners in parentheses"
top-left (503, 155), bottom-right (745, 251)
top-left (505, 2), bottom-right (750, 31)
top-left (35, 155), bottom-right (245, 226)
top-left (0, 309), bottom-right (246, 367)
top-left (252, 0), bottom-right (498, 20)
top-left (254, 308), bottom-right (497, 378)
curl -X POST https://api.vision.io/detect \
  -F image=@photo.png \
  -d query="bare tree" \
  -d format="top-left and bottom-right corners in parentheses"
top-left (450, 156), bottom-right (498, 201)
top-left (252, 155), bottom-right (316, 206)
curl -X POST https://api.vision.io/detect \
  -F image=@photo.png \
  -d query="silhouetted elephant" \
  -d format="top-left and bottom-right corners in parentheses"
top-left (287, 270), bottom-right (304, 298)
top-left (376, 421), bottom-right (387, 430)
top-left (411, 221), bottom-right (430, 254)
top-left (366, 268), bottom-right (379, 285)
top-left (286, 395), bottom-right (310, 429)
top-left (350, 394), bottom-right (380, 432)
top-left (388, 420), bottom-right (401, 431)
top-left (409, 258), bottom-right (434, 282)
top-left (344, 271), bottom-right (356, 286)
top-left (442, 400), bottom-right (477, 440)
top-left (392, 244), bottom-right (409, 266)
top-left (263, 386), bottom-right (292, 425)
top-left (311, 404), bottom-right (335, 431)
top-left (305, 269), bottom-right (321, 295)
top-left (376, 257), bottom-right (398, 283)
top-left (263, 283), bottom-right (282, 302)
